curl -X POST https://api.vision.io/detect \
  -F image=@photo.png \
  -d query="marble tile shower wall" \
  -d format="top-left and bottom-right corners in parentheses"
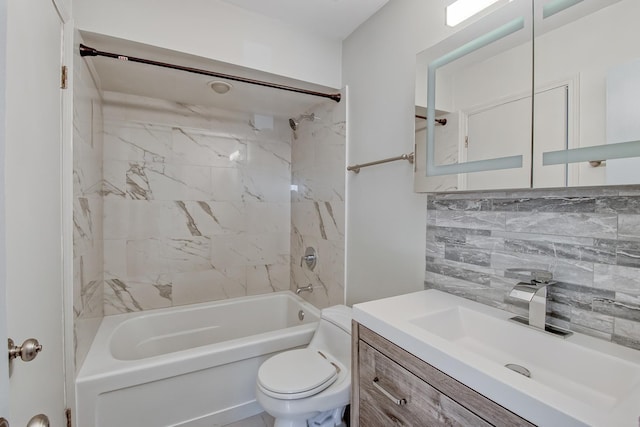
top-left (290, 100), bottom-right (346, 308)
top-left (73, 36), bottom-right (104, 371)
top-left (425, 187), bottom-right (640, 350)
top-left (102, 92), bottom-right (291, 314)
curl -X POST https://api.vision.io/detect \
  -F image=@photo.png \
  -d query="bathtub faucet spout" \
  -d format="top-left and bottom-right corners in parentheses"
top-left (296, 284), bottom-right (313, 295)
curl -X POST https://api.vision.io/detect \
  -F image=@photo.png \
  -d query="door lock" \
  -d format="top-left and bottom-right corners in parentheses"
top-left (8, 338), bottom-right (42, 362)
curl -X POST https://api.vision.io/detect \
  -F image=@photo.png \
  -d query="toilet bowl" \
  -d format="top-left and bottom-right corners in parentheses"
top-left (256, 305), bottom-right (352, 427)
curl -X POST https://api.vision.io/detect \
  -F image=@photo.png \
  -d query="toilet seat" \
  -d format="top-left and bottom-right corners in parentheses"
top-left (257, 348), bottom-right (339, 400)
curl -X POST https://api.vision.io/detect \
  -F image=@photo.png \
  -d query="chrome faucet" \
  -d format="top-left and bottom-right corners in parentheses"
top-left (507, 269), bottom-right (555, 330)
top-left (296, 284), bottom-right (313, 295)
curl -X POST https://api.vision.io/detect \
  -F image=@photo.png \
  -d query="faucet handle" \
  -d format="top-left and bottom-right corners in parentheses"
top-left (531, 270), bottom-right (553, 284)
top-left (505, 268), bottom-right (554, 284)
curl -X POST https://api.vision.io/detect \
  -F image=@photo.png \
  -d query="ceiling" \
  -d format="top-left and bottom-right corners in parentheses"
top-left (82, 0), bottom-right (389, 118)
top-left (222, 0), bottom-right (390, 40)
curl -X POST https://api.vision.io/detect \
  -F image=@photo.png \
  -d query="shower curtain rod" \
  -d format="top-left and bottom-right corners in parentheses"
top-left (415, 114), bottom-right (447, 126)
top-left (79, 44), bottom-right (342, 103)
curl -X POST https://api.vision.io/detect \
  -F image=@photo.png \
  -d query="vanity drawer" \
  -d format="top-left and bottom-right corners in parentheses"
top-left (358, 340), bottom-right (491, 427)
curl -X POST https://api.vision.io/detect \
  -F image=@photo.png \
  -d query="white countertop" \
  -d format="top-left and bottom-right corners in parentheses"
top-left (353, 289), bottom-right (640, 427)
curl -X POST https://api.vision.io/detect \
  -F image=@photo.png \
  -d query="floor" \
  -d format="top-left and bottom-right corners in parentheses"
top-left (222, 409), bottom-right (350, 426)
top-left (222, 412), bottom-right (275, 427)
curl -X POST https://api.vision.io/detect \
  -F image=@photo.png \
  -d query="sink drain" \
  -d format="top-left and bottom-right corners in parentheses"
top-left (505, 363), bottom-right (531, 378)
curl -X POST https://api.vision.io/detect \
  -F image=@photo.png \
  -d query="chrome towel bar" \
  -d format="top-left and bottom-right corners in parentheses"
top-left (347, 152), bottom-right (414, 174)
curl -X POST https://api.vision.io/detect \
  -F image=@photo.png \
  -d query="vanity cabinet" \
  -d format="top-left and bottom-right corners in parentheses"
top-left (351, 322), bottom-right (534, 427)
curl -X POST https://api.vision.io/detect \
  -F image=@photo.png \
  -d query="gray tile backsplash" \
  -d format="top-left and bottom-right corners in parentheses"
top-left (425, 187), bottom-right (640, 350)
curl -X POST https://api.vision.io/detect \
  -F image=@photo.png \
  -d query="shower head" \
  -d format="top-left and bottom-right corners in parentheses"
top-left (288, 113), bottom-right (316, 131)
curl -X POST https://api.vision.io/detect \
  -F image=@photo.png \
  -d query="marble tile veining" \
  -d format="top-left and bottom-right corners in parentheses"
top-left (290, 99), bottom-right (346, 308)
top-left (618, 214), bottom-right (640, 242)
top-left (436, 210), bottom-right (506, 231)
top-left (505, 212), bottom-right (618, 239)
top-left (101, 93), bottom-right (298, 314)
top-left (98, 91), bottom-right (345, 315)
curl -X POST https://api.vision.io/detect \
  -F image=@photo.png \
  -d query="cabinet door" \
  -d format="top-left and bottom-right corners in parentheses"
top-left (358, 341), bottom-right (492, 427)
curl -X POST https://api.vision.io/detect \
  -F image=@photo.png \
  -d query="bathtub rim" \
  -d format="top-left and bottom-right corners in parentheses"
top-left (76, 291), bottom-right (321, 384)
top-left (108, 290), bottom-right (320, 361)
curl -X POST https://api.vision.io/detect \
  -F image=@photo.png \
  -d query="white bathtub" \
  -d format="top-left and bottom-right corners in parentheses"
top-left (76, 291), bottom-right (320, 427)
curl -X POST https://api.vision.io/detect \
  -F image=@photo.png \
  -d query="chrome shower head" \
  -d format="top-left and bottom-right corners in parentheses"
top-left (288, 113), bottom-right (316, 131)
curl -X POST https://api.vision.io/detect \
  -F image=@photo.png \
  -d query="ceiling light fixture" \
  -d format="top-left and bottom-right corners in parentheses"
top-left (446, 0), bottom-right (504, 27)
top-left (209, 80), bottom-right (233, 94)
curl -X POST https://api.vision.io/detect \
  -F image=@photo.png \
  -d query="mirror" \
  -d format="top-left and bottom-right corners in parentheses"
top-left (415, 0), bottom-right (640, 192)
top-left (533, 0), bottom-right (640, 187)
top-left (415, 0), bottom-right (534, 192)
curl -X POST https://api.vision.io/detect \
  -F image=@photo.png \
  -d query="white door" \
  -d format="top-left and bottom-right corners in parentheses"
top-left (533, 85), bottom-right (568, 188)
top-left (465, 96), bottom-right (532, 190)
top-left (1, 0), bottom-right (66, 425)
top-left (606, 58), bottom-right (640, 185)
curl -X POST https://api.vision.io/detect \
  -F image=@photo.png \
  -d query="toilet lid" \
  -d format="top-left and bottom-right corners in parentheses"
top-left (258, 348), bottom-right (339, 399)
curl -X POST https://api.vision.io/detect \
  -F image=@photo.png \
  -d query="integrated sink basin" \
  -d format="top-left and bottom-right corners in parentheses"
top-left (353, 290), bottom-right (640, 426)
top-left (411, 306), bottom-right (639, 410)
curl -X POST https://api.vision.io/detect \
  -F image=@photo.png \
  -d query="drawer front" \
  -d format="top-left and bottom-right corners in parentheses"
top-left (358, 341), bottom-right (492, 427)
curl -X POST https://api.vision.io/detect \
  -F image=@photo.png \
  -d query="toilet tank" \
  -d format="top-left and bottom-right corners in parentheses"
top-left (309, 305), bottom-right (352, 369)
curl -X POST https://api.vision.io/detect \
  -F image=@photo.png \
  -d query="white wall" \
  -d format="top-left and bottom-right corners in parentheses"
top-left (73, 0), bottom-right (342, 89)
top-left (343, 0), bottom-right (452, 304)
top-left (53, 0), bottom-right (71, 21)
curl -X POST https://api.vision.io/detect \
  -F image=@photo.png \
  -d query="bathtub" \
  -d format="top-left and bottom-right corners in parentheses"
top-left (76, 291), bottom-right (320, 427)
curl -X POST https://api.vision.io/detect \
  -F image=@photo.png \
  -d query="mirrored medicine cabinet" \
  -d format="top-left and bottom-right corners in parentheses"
top-left (415, 0), bottom-right (640, 192)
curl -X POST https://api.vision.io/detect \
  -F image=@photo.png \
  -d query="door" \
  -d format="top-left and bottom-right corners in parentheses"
top-left (465, 96), bottom-right (532, 190)
top-left (464, 86), bottom-right (569, 190)
top-left (1, 0), bottom-right (66, 425)
top-left (533, 85), bottom-right (568, 188)
top-left (606, 58), bottom-right (640, 185)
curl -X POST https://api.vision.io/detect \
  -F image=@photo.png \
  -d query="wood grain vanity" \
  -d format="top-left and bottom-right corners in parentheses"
top-left (351, 322), bottom-right (534, 427)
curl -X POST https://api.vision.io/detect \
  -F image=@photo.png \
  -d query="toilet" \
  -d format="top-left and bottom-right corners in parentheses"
top-left (256, 305), bottom-right (352, 427)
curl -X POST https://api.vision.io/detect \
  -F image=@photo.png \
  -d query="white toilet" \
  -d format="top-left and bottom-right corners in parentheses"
top-left (256, 305), bottom-right (352, 427)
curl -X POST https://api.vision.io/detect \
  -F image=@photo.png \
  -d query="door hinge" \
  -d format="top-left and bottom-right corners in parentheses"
top-left (61, 65), bottom-right (68, 89)
top-left (465, 136), bottom-right (469, 148)
top-left (65, 408), bottom-right (72, 427)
